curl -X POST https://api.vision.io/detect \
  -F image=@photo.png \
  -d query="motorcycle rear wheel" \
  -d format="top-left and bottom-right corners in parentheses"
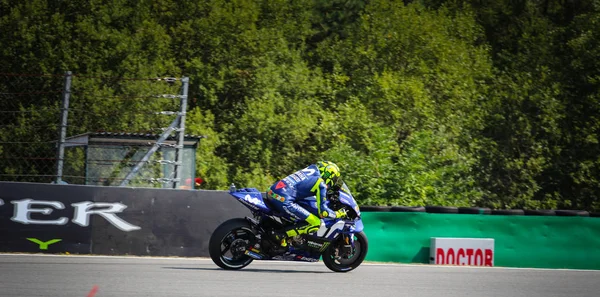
top-left (322, 231), bottom-right (368, 272)
top-left (209, 218), bottom-right (256, 270)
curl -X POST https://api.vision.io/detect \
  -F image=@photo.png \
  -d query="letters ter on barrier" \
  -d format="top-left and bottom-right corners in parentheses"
top-left (0, 181), bottom-right (252, 257)
top-left (0, 184), bottom-right (100, 253)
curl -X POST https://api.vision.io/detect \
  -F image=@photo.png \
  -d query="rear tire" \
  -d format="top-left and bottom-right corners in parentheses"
top-left (322, 231), bottom-right (368, 272)
top-left (209, 218), bottom-right (256, 270)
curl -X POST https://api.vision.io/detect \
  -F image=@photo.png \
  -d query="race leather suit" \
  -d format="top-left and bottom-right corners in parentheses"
top-left (267, 164), bottom-right (339, 238)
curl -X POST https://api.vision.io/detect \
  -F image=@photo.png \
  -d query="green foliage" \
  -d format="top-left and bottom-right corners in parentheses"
top-left (433, 0), bottom-right (600, 211)
top-left (1, 0), bottom-right (600, 211)
top-left (396, 129), bottom-right (482, 207)
top-left (185, 107), bottom-right (229, 189)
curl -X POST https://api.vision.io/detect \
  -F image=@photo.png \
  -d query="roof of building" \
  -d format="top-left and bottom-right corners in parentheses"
top-left (64, 131), bottom-right (205, 147)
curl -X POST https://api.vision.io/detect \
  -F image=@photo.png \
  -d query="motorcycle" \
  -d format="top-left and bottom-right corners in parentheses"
top-left (208, 182), bottom-right (368, 272)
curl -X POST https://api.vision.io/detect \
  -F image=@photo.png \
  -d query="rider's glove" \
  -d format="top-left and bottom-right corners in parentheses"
top-left (335, 209), bottom-right (348, 219)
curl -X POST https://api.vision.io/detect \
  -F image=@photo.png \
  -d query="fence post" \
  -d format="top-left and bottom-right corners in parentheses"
top-left (172, 77), bottom-right (189, 189)
top-left (55, 71), bottom-right (72, 184)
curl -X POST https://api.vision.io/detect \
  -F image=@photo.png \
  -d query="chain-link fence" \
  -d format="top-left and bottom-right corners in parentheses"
top-left (0, 72), bottom-right (197, 188)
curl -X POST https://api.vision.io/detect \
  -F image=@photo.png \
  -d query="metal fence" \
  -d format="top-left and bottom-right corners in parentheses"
top-left (0, 72), bottom-right (195, 188)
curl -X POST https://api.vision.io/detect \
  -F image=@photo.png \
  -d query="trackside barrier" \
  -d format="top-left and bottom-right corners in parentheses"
top-left (2, 181), bottom-right (600, 270)
top-left (361, 212), bottom-right (600, 270)
top-left (0, 182), bottom-right (250, 256)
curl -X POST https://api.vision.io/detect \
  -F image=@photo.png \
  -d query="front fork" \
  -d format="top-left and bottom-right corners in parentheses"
top-left (338, 218), bottom-right (362, 256)
top-left (339, 233), bottom-right (355, 256)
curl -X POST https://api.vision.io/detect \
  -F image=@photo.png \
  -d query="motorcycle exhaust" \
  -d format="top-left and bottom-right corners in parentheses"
top-left (244, 248), bottom-right (266, 260)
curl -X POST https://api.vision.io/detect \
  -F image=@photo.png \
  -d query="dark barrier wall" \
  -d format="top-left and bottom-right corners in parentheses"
top-left (0, 182), bottom-right (251, 257)
top-left (89, 186), bottom-right (251, 256)
top-left (0, 183), bottom-right (94, 254)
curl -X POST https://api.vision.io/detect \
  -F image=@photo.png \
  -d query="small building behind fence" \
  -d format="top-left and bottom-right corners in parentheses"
top-left (62, 132), bottom-right (203, 189)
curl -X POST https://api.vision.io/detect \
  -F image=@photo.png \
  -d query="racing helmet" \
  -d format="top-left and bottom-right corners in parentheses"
top-left (316, 161), bottom-right (341, 188)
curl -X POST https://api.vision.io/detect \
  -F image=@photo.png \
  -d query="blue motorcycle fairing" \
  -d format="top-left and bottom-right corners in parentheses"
top-left (230, 188), bottom-right (273, 214)
top-left (345, 219), bottom-right (364, 233)
top-left (230, 186), bottom-right (363, 238)
top-left (230, 188), bottom-right (330, 219)
top-left (319, 217), bottom-right (364, 240)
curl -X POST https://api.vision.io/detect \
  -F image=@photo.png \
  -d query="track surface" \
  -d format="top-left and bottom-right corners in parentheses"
top-left (1, 254), bottom-right (598, 297)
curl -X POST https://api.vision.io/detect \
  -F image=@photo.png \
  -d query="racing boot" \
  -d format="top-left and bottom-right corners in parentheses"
top-left (270, 230), bottom-right (289, 248)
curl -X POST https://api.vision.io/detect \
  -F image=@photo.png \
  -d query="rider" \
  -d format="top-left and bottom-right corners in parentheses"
top-left (266, 161), bottom-right (347, 247)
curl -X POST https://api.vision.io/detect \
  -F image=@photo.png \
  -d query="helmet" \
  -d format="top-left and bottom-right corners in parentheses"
top-left (316, 161), bottom-right (341, 188)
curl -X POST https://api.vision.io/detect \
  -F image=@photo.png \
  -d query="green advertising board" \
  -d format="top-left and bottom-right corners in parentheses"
top-left (361, 212), bottom-right (600, 270)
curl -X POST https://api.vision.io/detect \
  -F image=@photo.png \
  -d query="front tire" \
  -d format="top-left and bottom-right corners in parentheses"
top-left (322, 231), bottom-right (368, 272)
top-left (209, 218), bottom-right (256, 270)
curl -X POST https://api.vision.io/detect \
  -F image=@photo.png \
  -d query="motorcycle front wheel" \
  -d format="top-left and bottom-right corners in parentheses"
top-left (209, 218), bottom-right (256, 270)
top-left (322, 231), bottom-right (368, 272)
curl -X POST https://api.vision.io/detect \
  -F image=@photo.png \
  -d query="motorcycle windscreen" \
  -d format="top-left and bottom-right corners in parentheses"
top-left (338, 191), bottom-right (361, 217)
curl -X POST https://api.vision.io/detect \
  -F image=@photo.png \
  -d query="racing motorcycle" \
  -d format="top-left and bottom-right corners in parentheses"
top-left (208, 182), bottom-right (368, 272)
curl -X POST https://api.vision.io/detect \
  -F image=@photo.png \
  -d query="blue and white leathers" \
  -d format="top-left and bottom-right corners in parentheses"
top-left (267, 164), bottom-right (337, 222)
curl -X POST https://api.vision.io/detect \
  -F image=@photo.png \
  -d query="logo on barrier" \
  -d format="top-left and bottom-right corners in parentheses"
top-left (435, 247), bottom-right (493, 266)
top-left (1, 198), bottom-right (141, 232)
top-left (430, 237), bottom-right (494, 267)
top-left (26, 238), bottom-right (62, 250)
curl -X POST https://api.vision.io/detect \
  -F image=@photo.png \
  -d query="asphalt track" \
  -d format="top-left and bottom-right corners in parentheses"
top-left (0, 254), bottom-right (598, 297)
